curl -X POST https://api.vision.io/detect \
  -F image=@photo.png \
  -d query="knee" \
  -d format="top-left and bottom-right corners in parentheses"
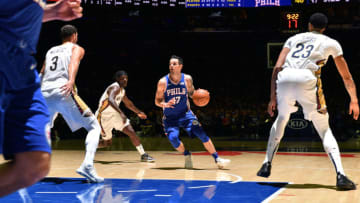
top-left (168, 133), bottom-right (180, 148)
top-left (191, 123), bottom-right (209, 143)
top-left (15, 152), bottom-right (51, 188)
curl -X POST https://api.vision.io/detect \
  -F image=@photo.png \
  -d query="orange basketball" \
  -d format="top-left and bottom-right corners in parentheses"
top-left (192, 89), bottom-right (210, 107)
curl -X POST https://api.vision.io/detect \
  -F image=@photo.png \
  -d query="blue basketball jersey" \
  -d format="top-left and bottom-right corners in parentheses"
top-left (0, 0), bottom-right (45, 90)
top-left (163, 74), bottom-right (189, 118)
top-left (0, 0), bottom-right (45, 54)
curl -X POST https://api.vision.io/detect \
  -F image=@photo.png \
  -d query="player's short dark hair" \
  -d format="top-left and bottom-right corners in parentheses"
top-left (114, 70), bottom-right (128, 79)
top-left (170, 55), bottom-right (183, 65)
top-left (60, 25), bottom-right (78, 41)
top-left (309, 13), bottom-right (328, 29)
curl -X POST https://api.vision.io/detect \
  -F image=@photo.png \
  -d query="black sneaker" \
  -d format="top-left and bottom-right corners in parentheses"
top-left (257, 162), bottom-right (271, 178)
top-left (141, 153), bottom-right (155, 163)
top-left (336, 173), bottom-right (356, 190)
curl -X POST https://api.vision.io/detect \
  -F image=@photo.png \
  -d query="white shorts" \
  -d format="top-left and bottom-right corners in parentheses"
top-left (96, 107), bottom-right (130, 141)
top-left (276, 68), bottom-right (326, 120)
top-left (42, 88), bottom-right (96, 132)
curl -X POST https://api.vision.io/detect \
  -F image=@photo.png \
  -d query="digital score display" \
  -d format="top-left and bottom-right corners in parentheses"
top-left (281, 12), bottom-right (301, 33)
top-left (186, 0), bottom-right (292, 8)
top-left (83, 0), bottom-right (353, 7)
top-left (308, 0), bottom-right (351, 3)
top-left (84, 0), bottom-right (186, 7)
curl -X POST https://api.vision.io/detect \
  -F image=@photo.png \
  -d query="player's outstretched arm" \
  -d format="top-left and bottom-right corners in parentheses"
top-left (43, 0), bottom-right (83, 22)
top-left (334, 55), bottom-right (359, 120)
top-left (268, 47), bottom-right (290, 117)
top-left (123, 95), bottom-right (147, 119)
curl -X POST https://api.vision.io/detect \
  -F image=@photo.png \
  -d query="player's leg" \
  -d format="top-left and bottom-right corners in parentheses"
top-left (308, 112), bottom-right (355, 190)
top-left (0, 83), bottom-right (51, 197)
top-left (163, 119), bottom-right (192, 168)
top-left (0, 151), bottom-right (50, 197)
top-left (183, 111), bottom-right (230, 169)
top-left (121, 124), bottom-right (155, 162)
top-left (257, 83), bottom-right (297, 177)
top-left (300, 81), bottom-right (355, 190)
top-left (97, 112), bottom-right (114, 148)
top-left (61, 93), bottom-right (103, 182)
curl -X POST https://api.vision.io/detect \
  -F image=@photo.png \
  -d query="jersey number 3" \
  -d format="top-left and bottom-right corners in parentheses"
top-left (49, 56), bottom-right (59, 71)
top-left (291, 43), bottom-right (314, 58)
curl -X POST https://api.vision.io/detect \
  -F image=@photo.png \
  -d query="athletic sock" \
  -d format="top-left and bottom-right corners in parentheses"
top-left (184, 150), bottom-right (191, 156)
top-left (212, 152), bottom-right (219, 161)
top-left (136, 144), bottom-right (146, 155)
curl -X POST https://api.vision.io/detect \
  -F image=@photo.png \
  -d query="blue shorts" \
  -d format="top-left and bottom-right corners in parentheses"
top-left (0, 42), bottom-right (51, 160)
top-left (163, 110), bottom-right (198, 138)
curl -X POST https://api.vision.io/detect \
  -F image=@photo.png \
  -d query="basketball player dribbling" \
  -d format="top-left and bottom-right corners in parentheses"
top-left (257, 13), bottom-right (358, 190)
top-left (40, 25), bottom-right (103, 183)
top-left (155, 55), bottom-right (230, 169)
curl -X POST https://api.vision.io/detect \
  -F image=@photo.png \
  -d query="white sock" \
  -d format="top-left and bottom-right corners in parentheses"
top-left (136, 144), bottom-right (145, 155)
top-left (264, 115), bottom-right (289, 163)
top-left (83, 120), bottom-right (101, 167)
top-left (312, 113), bottom-right (345, 175)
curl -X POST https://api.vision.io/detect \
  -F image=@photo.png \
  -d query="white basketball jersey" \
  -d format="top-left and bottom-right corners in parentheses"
top-left (41, 42), bottom-right (74, 91)
top-left (97, 82), bottom-right (125, 114)
top-left (283, 31), bottom-right (343, 71)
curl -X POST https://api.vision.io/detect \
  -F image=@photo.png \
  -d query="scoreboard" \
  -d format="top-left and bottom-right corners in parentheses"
top-left (84, 0), bottom-right (354, 7)
top-left (186, 0), bottom-right (292, 8)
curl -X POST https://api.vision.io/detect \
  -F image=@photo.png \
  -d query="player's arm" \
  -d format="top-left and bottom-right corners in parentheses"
top-left (155, 78), bottom-right (175, 108)
top-left (61, 45), bottom-right (84, 96)
top-left (185, 74), bottom-right (195, 98)
top-left (107, 86), bottom-right (127, 121)
top-left (268, 47), bottom-right (290, 117)
top-left (43, 0), bottom-right (83, 22)
top-left (334, 55), bottom-right (359, 120)
top-left (122, 95), bottom-right (147, 119)
top-left (39, 60), bottom-right (46, 83)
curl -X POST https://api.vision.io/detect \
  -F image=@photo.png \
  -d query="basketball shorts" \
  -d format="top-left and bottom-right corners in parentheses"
top-left (276, 68), bottom-right (326, 121)
top-left (0, 40), bottom-right (51, 159)
top-left (0, 76), bottom-right (51, 160)
top-left (42, 88), bottom-right (96, 132)
top-left (163, 110), bottom-right (198, 138)
top-left (95, 109), bottom-right (130, 140)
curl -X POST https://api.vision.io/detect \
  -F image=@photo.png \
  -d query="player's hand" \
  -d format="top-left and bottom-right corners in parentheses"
top-left (163, 98), bottom-right (176, 108)
top-left (349, 101), bottom-right (359, 120)
top-left (60, 81), bottom-right (75, 97)
top-left (137, 112), bottom-right (147, 119)
top-left (267, 98), bottom-right (277, 117)
top-left (54, 0), bottom-right (83, 21)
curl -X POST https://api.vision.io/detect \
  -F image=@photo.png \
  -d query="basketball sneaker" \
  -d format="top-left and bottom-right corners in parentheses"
top-left (76, 165), bottom-right (104, 183)
top-left (141, 153), bottom-right (155, 162)
top-left (216, 157), bottom-right (231, 169)
top-left (336, 173), bottom-right (356, 190)
top-left (257, 162), bottom-right (271, 178)
top-left (185, 154), bottom-right (193, 169)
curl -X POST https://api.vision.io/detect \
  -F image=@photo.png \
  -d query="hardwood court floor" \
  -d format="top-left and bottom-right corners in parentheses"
top-left (18, 150), bottom-right (357, 202)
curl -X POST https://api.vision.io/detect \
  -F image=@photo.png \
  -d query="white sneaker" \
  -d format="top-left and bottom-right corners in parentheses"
top-left (216, 157), bottom-right (231, 169)
top-left (185, 154), bottom-right (193, 169)
top-left (76, 165), bottom-right (104, 183)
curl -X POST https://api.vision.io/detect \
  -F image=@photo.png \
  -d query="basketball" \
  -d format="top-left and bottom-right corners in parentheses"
top-left (192, 89), bottom-right (210, 107)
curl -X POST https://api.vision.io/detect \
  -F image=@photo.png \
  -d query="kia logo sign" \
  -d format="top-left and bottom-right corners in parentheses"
top-left (287, 119), bottom-right (308, 129)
